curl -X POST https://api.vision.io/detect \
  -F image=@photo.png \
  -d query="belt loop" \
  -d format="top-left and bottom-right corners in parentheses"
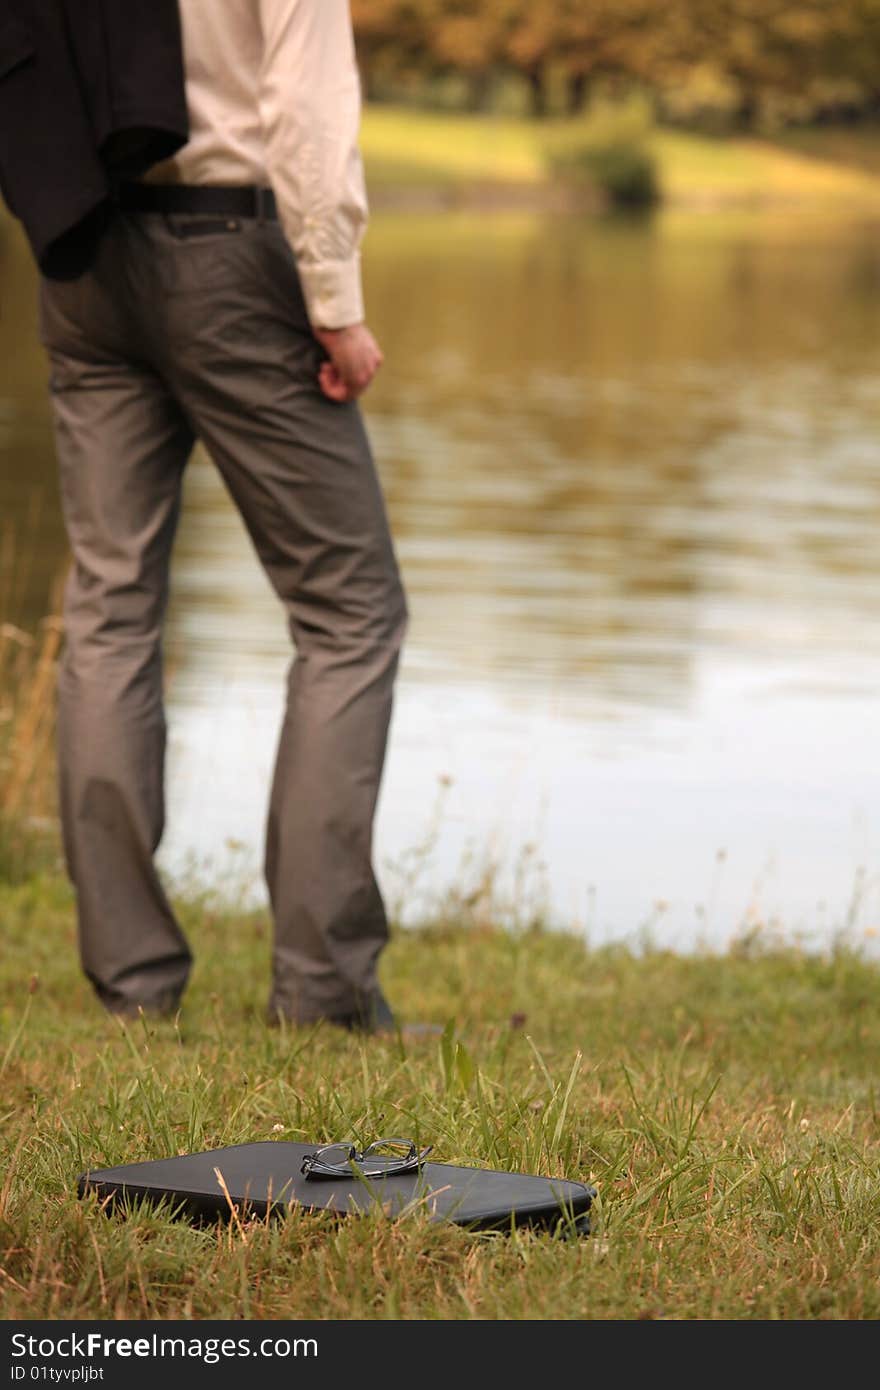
top-left (255, 186), bottom-right (274, 223)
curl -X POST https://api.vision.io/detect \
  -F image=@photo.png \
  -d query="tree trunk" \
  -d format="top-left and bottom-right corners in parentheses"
top-left (734, 87), bottom-right (760, 130)
top-left (467, 68), bottom-right (493, 113)
top-left (527, 65), bottom-right (547, 119)
top-left (566, 71), bottom-right (589, 115)
top-left (356, 52), bottom-right (377, 103)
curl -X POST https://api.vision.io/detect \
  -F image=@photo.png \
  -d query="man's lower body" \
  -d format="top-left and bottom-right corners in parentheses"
top-left (39, 202), bottom-right (408, 1026)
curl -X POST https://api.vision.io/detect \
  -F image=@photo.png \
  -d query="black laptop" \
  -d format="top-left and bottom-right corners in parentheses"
top-left (78, 1141), bottom-right (596, 1235)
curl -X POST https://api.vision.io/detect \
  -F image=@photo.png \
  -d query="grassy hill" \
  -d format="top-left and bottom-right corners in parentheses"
top-left (360, 105), bottom-right (880, 211)
top-left (1, 867), bottom-right (878, 1320)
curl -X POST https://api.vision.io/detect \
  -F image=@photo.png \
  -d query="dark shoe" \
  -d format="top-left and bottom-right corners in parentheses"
top-left (329, 1015), bottom-right (443, 1039)
top-left (329, 988), bottom-right (397, 1034)
top-left (102, 992), bottom-right (182, 1021)
top-left (268, 988), bottom-right (441, 1038)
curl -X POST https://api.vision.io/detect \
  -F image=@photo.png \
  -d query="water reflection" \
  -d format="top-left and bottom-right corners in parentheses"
top-left (2, 208), bottom-right (880, 948)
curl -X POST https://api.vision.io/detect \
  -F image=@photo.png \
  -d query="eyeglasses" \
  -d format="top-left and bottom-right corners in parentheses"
top-left (300, 1137), bottom-right (433, 1181)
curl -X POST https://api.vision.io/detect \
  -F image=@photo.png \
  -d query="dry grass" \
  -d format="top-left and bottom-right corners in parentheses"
top-left (0, 534), bottom-right (64, 880)
top-left (0, 868), bottom-right (878, 1319)
top-left (1, 579), bottom-right (878, 1321)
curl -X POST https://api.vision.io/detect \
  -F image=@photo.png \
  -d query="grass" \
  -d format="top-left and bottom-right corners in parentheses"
top-left (1, 603), bottom-right (879, 1320)
top-left (362, 107), bottom-right (545, 189)
top-left (5, 110), bottom-right (880, 1319)
top-left (775, 123), bottom-right (880, 180)
top-left (1, 862), bottom-right (878, 1320)
top-left (0, 538), bottom-right (63, 885)
top-left (360, 103), bottom-right (880, 210)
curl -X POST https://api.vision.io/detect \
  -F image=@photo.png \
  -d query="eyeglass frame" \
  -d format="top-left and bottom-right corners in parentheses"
top-left (300, 1137), bottom-right (433, 1181)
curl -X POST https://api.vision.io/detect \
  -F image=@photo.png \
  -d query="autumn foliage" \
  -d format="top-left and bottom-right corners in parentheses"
top-left (350, 1), bottom-right (880, 125)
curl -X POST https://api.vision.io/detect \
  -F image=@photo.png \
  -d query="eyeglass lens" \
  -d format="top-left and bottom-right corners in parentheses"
top-left (361, 1139), bottom-right (417, 1168)
top-left (313, 1143), bottom-right (357, 1167)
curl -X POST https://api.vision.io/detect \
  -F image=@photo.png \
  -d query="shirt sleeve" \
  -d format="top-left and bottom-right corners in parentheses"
top-left (258, 0), bottom-right (367, 329)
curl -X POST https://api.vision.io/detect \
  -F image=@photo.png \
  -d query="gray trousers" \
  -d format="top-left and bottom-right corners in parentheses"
top-left (38, 209), bottom-right (408, 1022)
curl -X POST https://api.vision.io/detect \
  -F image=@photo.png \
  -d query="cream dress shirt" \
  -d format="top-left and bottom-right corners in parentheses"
top-left (147, 0), bottom-right (368, 329)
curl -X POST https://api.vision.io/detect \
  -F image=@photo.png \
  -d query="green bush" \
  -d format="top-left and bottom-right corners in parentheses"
top-left (559, 139), bottom-right (659, 207)
top-left (544, 97), bottom-right (661, 209)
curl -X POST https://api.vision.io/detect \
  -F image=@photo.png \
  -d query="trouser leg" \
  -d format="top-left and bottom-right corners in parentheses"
top-left (165, 223), bottom-right (408, 1022)
top-left (43, 296), bottom-right (195, 1013)
top-left (187, 389), bottom-right (407, 1024)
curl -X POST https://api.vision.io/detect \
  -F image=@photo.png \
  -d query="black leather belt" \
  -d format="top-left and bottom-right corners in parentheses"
top-left (114, 182), bottom-right (278, 219)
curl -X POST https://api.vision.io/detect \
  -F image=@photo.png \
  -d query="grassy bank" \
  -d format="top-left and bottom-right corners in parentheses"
top-left (0, 545), bottom-right (62, 884)
top-left (360, 105), bottom-right (880, 210)
top-left (1, 605), bottom-right (879, 1320)
top-left (1, 866), bottom-right (878, 1320)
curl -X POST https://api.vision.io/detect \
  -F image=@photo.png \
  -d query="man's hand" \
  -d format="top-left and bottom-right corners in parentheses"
top-left (313, 322), bottom-right (384, 402)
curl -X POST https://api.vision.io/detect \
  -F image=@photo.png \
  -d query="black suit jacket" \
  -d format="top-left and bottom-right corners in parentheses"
top-left (0, 0), bottom-right (188, 278)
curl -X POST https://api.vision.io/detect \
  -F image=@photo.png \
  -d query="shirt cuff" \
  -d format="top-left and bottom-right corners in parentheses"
top-left (297, 255), bottom-right (365, 330)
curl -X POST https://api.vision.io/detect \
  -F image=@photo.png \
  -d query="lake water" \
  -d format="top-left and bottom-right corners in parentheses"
top-left (3, 205), bottom-right (880, 952)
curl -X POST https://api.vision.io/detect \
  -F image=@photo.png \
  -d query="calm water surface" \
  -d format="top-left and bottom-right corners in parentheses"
top-left (3, 206), bottom-right (880, 950)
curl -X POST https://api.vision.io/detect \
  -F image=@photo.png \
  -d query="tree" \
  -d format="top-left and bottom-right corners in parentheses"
top-left (349, 0), bottom-right (880, 125)
top-left (349, 0), bottom-right (427, 99)
top-left (420, 0), bottom-right (511, 111)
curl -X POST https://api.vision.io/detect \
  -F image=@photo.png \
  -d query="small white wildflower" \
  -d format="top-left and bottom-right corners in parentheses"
top-left (272, 1123), bottom-right (285, 1133)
